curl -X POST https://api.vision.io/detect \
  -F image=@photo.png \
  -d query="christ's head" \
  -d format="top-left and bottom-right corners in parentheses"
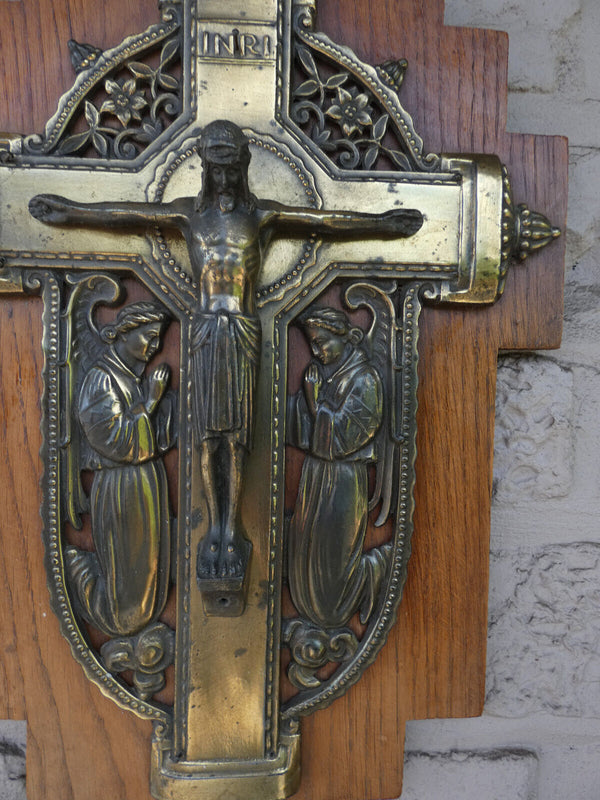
top-left (196, 120), bottom-right (254, 212)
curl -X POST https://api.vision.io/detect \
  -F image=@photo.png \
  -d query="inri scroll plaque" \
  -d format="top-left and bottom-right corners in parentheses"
top-left (0, 0), bottom-right (564, 798)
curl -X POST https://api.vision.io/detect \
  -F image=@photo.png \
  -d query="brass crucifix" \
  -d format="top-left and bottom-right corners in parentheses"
top-left (0, 0), bottom-right (560, 798)
top-left (29, 118), bottom-right (422, 617)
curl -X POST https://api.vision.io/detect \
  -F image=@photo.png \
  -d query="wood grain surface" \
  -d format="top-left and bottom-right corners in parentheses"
top-left (0, 1), bottom-right (567, 799)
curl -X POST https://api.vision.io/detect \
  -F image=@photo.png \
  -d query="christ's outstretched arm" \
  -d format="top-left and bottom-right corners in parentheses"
top-left (29, 193), bottom-right (190, 230)
top-left (260, 203), bottom-right (423, 238)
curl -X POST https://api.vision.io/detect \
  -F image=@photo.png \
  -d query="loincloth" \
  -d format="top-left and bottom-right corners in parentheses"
top-left (190, 310), bottom-right (261, 449)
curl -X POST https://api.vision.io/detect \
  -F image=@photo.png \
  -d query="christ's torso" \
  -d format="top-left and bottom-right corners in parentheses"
top-left (188, 206), bottom-right (262, 314)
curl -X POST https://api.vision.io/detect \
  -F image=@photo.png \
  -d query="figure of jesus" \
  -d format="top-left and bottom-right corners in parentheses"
top-left (29, 119), bottom-right (423, 585)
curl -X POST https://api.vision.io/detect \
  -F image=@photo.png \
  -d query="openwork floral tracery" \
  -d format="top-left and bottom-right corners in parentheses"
top-left (22, 23), bottom-right (182, 161)
top-left (291, 42), bottom-right (438, 172)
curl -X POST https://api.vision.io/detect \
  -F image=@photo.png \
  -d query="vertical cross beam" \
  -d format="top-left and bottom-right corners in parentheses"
top-left (168, 0), bottom-right (291, 782)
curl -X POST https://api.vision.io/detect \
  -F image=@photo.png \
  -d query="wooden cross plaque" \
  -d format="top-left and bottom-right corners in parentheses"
top-left (0, 0), bottom-right (566, 799)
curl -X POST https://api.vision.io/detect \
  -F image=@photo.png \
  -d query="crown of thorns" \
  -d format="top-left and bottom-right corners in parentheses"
top-left (199, 120), bottom-right (250, 165)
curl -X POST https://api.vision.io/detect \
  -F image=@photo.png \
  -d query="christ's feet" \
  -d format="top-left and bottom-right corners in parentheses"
top-left (196, 527), bottom-right (221, 578)
top-left (196, 530), bottom-right (252, 617)
top-left (196, 528), bottom-right (249, 580)
top-left (219, 532), bottom-right (246, 578)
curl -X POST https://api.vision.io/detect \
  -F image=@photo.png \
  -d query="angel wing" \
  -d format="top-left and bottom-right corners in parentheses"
top-left (60, 273), bottom-right (123, 529)
top-left (344, 280), bottom-right (402, 527)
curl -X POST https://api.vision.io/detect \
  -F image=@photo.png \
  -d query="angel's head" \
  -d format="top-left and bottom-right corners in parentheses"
top-left (102, 302), bottom-right (171, 365)
top-left (299, 306), bottom-right (363, 366)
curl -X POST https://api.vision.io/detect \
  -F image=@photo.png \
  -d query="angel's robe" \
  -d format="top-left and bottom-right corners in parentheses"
top-left (287, 346), bottom-right (390, 629)
top-left (69, 348), bottom-right (175, 637)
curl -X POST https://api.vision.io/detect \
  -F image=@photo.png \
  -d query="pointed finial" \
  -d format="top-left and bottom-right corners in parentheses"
top-left (501, 166), bottom-right (561, 266)
top-left (67, 39), bottom-right (102, 74)
top-left (514, 203), bottom-right (561, 260)
top-left (377, 59), bottom-right (409, 93)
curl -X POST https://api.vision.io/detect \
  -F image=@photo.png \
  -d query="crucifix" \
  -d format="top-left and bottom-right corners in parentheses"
top-left (28, 119), bottom-right (422, 614)
top-left (0, 0), bottom-right (566, 799)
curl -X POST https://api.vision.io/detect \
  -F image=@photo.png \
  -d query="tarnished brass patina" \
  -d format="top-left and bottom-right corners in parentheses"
top-left (0, 0), bottom-right (560, 798)
top-left (61, 281), bottom-right (177, 695)
top-left (29, 120), bottom-right (421, 617)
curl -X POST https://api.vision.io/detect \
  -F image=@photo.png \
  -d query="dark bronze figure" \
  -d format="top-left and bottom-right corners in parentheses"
top-left (56, 278), bottom-right (177, 697)
top-left (284, 300), bottom-right (395, 688)
top-left (29, 119), bottom-right (423, 600)
top-left (66, 299), bottom-right (175, 636)
top-left (287, 307), bottom-right (388, 624)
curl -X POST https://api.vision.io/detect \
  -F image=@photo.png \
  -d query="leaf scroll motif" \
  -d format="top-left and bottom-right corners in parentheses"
top-left (57, 101), bottom-right (115, 156)
top-left (291, 40), bottom-right (431, 172)
top-left (26, 31), bottom-right (182, 160)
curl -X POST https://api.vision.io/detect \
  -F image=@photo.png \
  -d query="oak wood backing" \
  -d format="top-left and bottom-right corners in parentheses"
top-left (0, 1), bottom-right (567, 799)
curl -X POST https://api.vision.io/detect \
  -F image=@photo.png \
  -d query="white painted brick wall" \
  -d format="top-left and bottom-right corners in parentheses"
top-left (402, 749), bottom-right (538, 800)
top-left (0, 722), bottom-right (26, 800)
top-left (486, 544), bottom-right (600, 717)
top-left (0, 1), bottom-right (595, 799)
top-left (493, 357), bottom-right (574, 502)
